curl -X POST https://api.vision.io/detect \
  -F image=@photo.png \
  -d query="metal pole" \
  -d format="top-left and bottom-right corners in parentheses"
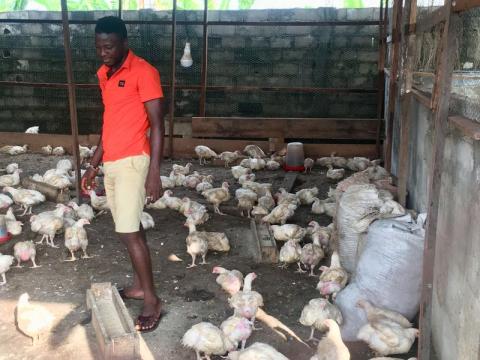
top-left (199, 0), bottom-right (208, 116)
top-left (168, 0), bottom-right (177, 158)
top-left (118, 0), bottom-right (122, 18)
top-left (60, 0), bottom-right (82, 202)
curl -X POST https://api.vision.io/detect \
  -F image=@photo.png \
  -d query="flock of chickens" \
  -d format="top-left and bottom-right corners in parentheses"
top-left (0, 136), bottom-right (417, 359)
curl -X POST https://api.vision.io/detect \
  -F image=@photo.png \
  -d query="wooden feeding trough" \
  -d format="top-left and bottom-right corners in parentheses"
top-left (86, 283), bottom-right (139, 360)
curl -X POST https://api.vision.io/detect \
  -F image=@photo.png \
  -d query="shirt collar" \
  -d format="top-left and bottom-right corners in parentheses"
top-left (98, 50), bottom-right (134, 77)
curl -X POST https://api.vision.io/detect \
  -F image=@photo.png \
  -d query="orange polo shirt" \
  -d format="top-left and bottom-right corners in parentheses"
top-left (97, 50), bottom-right (163, 162)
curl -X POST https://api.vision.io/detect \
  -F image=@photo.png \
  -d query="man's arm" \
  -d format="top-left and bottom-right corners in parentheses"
top-left (81, 135), bottom-right (104, 192)
top-left (144, 98), bottom-right (165, 202)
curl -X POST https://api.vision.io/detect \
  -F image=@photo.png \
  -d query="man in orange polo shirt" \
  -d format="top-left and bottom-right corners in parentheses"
top-left (81, 16), bottom-right (164, 332)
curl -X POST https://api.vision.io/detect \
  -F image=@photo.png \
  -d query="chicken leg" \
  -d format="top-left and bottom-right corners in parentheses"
top-left (214, 205), bottom-right (226, 215)
top-left (295, 262), bottom-right (306, 274)
top-left (35, 234), bottom-right (49, 246)
top-left (307, 327), bottom-right (320, 342)
top-left (187, 254), bottom-right (197, 269)
top-left (82, 248), bottom-right (92, 259)
top-left (15, 258), bottom-right (23, 268)
top-left (308, 266), bottom-right (316, 277)
top-left (30, 257), bottom-right (41, 268)
top-left (199, 254), bottom-right (208, 265)
top-left (0, 273), bottom-right (6, 285)
top-left (64, 251), bottom-right (77, 262)
top-left (47, 235), bottom-right (59, 248)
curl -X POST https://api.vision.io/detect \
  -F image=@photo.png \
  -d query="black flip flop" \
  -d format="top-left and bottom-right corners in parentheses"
top-left (117, 287), bottom-right (144, 301)
top-left (135, 310), bottom-right (165, 333)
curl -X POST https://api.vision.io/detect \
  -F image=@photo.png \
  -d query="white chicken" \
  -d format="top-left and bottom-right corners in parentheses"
top-left (183, 171), bottom-right (203, 189)
top-left (316, 156), bottom-right (334, 168)
top-left (25, 126), bottom-right (39, 134)
top-left (228, 273), bottom-right (264, 327)
top-left (243, 145), bottom-right (265, 158)
top-left (231, 165), bottom-right (251, 180)
top-left (185, 226), bottom-right (209, 268)
top-left (56, 159), bottom-right (73, 172)
top-left (275, 188), bottom-right (300, 206)
top-left (238, 173), bottom-right (255, 185)
top-left (160, 175), bottom-right (176, 189)
top-left (31, 205), bottom-right (69, 248)
top-left (262, 203), bottom-right (297, 225)
top-left (79, 145), bottom-right (94, 163)
top-left (64, 218), bottom-right (91, 261)
top-left (311, 319), bottom-right (350, 360)
top-left (141, 211), bottom-right (155, 230)
top-left (0, 145), bottom-right (28, 155)
top-left (182, 322), bottom-right (236, 360)
top-left (185, 222), bottom-right (230, 252)
top-left (195, 145), bottom-right (218, 165)
top-left (235, 188), bottom-right (258, 218)
top-left (173, 162), bottom-right (193, 175)
top-left (307, 221), bottom-right (332, 250)
top-left (0, 168), bottom-right (21, 187)
top-left (14, 241), bottom-right (40, 268)
top-left (296, 187), bottom-right (319, 205)
top-left (316, 251), bottom-right (348, 300)
top-left (0, 162), bottom-right (19, 174)
top-left (346, 157), bottom-right (371, 172)
top-left (196, 176), bottom-right (215, 193)
top-left (0, 253), bottom-right (14, 285)
top-left (89, 190), bottom-right (109, 213)
top-left (41, 145), bottom-right (53, 155)
top-left (299, 236), bottom-right (325, 276)
top-left (183, 201), bottom-right (210, 227)
top-left (43, 169), bottom-right (71, 190)
top-left (327, 165), bottom-right (345, 181)
top-left (169, 170), bottom-right (185, 187)
top-left (258, 191), bottom-right (275, 211)
top-left (242, 181), bottom-right (272, 197)
top-left (5, 207), bottom-right (23, 235)
top-left (16, 293), bottom-right (55, 345)
top-left (311, 198), bottom-right (336, 218)
top-left (67, 201), bottom-right (95, 222)
top-left (3, 186), bottom-right (46, 216)
top-left (279, 239), bottom-right (302, 272)
top-left (251, 206), bottom-right (269, 217)
top-left (304, 158), bottom-right (314, 173)
top-left (240, 158), bottom-right (266, 171)
top-left (219, 150), bottom-right (243, 168)
top-left (202, 182), bottom-right (230, 215)
top-left (162, 190), bottom-right (183, 211)
top-left (220, 315), bottom-right (253, 350)
top-left (270, 224), bottom-right (306, 242)
top-left (52, 146), bottom-right (66, 156)
top-left (228, 342), bottom-right (289, 360)
top-left (266, 160), bottom-right (281, 170)
top-left (356, 299), bottom-right (412, 328)
top-left (0, 194), bottom-right (13, 209)
top-left (299, 298), bottom-right (343, 341)
top-left (212, 266), bottom-right (244, 295)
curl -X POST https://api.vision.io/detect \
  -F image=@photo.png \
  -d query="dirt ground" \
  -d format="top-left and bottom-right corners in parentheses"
top-left (0, 153), bottom-right (417, 360)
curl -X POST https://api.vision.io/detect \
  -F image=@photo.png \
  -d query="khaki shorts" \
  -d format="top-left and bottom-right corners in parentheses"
top-left (104, 154), bottom-right (150, 233)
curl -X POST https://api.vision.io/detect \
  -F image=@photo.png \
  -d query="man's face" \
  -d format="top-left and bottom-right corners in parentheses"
top-left (95, 32), bottom-right (127, 67)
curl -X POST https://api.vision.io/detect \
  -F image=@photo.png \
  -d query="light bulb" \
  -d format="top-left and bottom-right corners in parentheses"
top-left (180, 42), bottom-right (193, 68)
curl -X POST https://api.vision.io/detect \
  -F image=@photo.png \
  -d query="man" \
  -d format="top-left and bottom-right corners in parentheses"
top-left (81, 16), bottom-right (164, 332)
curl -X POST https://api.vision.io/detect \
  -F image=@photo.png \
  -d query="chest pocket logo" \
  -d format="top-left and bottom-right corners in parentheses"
top-left (118, 80), bottom-right (126, 87)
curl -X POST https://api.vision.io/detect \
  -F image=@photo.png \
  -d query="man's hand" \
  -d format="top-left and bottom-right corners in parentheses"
top-left (81, 167), bottom-right (98, 193)
top-left (145, 168), bottom-right (163, 204)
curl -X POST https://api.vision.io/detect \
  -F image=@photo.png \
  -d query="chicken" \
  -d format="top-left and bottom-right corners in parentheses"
top-left (68, 201), bottom-right (95, 222)
top-left (52, 146), bottom-right (65, 156)
top-left (56, 159), bottom-right (73, 172)
top-left (5, 207), bottom-right (23, 235)
top-left (266, 160), bottom-right (281, 171)
top-left (219, 151), bottom-right (243, 168)
top-left (14, 241), bottom-right (40, 268)
top-left (307, 221), bottom-right (331, 250)
top-left (185, 222), bottom-right (230, 252)
top-left (279, 239), bottom-right (303, 272)
top-left (146, 194), bottom-right (167, 210)
top-left (185, 226), bottom-right (209, 268)
top-left (300, 298), bottom-right (343, 341)
top-left (160, 175), bottom-right (176, 189)
top-left (316, 251), bottom-right (348, 300)
top-left (15, 293), bottom-right (55, 345)
top-left (221, 315), bottom-right (253, 350)
top-left (162, 190), bottom-right (183, 211)
top-left (336, 171), bottom-right (370, 192)
top-left (251, 206), bottom-right (269, 217)
top-left (196, 176), bottom-right (214, 193)
top-left (326, 165), bottom-right (345, 181)
top-left (262, 203), bottom-right (297, 225)
top-left (141, 211), bottom-right (155, 230)
top-left (169, 170), bottom-right (185, 187)
top-left (0, 145), bottom-right (28, 155)
top-left (0, 253), bottom-right (14, 285)
top-left (238, 173), bottom-right (255, 185)
top-left (79, 145), bottom-right (94, 163)
top-left (296, 187), bottom-right (319, 205)
top-left (357, 320), bottom-right (418, 356)
top-left (3, 186), bottom-right (46, 216)
top-left (366, 165), bottom-right (390, 181)
top-left (346, 157), bottom-right (371, 172)
top-left (183, 202), bottom-right (210, 227)
top-left (0, 194), bottom-right (13, 209)
top-left (316, 156), bottom-right (334, 168)
top-left (0, 168), bottom-right (21, 187)
top-left (173, 162), bottom-right (193, 175)
top-left (312, 319), bottom-right (350, 360)
top-left (231, 165), bottom-right (251, 180)
top-left (275, 188), bottom-right (300, 206)
top-left (228, 273), bottom-right (264, 327)
top-left (330, 154), bottom-right (348, 169)
top-left (31, 174), bottom-right (44, 183)
top-left (242, 181), bottom-right (272, 197)
top-left (31, 205), bottom-right (69, 248)
top-left (258, 191), bottom-right (275, 211)
top-left (183, 171), bottom-right (203, 189)
top-left (243, 145), bottom-right (266, 158)
top-left (89, 190), bottom-right (109, 213)
top-left (240, 158), bottom-right (266, 171)
top-left (43, 169), bottom-right (71, 190)
top-left (64, 218), bottom-right (91, 261)
top-left (300, 236), bottom-right (325, 276)
top-left (235, 188), bottom-right (258, 218)
top-left (25, 126), bottom-right (39, 134)
top-left (304, 158), bottom-right (314, 173)
top-left (356, 300), bottom-right (412, 329)
top-left (228, 342), bottom-right (289, 360)
top-left (0, 162), bottom-right (19, 174)
top-left (182, 322), bottom-right (236, 360)
top-left (195, 145), bottom-right (218, 165)
top-left (212, 266), bottom-right (244, 295)
top-left (270, 224), bottom-right (306, 242)
top-left (202, 182), bottom-right (230, 215)
top-left (41, 145), bottom-right (53, 155)
top-left (311, 198), bottom-right (336, 218)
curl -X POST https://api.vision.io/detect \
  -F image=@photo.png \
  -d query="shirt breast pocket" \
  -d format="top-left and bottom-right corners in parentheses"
top-left (107, 78), bottom-right (138, 105)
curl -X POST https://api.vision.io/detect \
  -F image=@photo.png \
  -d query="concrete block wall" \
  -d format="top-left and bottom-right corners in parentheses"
top-left (0, 8), bottom-right (380, 134)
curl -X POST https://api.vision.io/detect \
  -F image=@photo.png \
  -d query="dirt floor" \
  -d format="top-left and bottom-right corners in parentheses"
top-left (0, 153), bottom-right (418, 360)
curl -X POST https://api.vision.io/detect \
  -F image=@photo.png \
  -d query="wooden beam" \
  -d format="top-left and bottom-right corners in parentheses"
top-left (199, 0), bottom-right (208, 117)
top-left (191, 117), bottom-right (379, 140)
top-left (411, 87), bottom-right (433, 109)
top-left (168, 0), bottom-right (177, 158)
top-left (376, 0), bottom-right (387, 158)
top-left (449, 115), bottom-right (480, 140)
top-left (415, 6), bottom-right (447, 34)
top-left (418, 5), bottom-right (459, 359)
top-left (452, 0), bottom-right (480, 12)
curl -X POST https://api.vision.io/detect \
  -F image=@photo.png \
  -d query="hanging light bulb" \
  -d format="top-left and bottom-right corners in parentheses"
top-left (180, 42), bottom-right (193, 68)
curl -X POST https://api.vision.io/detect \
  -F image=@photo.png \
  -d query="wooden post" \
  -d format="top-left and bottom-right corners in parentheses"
top-left (376, 0), bottom-right (386, 158)
top-left (199, 0), bottom-right (208, 117)
top-left (118, 0), bottom-right (122, 18)
top-left (60, 0), bottom-right (82, 202)
top-left (384, 0), bottom-right (403, 171)
top-left (418, 3), bottom-right (458, 359)
top-left (168, 0), bottom-right (177, 158)
top-left (397, 0), bottom-right (418, 207)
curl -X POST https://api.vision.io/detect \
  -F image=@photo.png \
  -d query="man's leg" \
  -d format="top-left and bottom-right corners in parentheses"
top-left (121, 226), bottom-right (146, 300)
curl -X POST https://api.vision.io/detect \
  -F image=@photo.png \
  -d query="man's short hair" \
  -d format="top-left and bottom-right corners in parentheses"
top-left (95, 16), bottom-right (127, 40)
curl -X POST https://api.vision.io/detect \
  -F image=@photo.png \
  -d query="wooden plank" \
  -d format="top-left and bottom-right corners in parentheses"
top-left (376, 0), bottom-right (387, 158)
top-left (191, 117), bottom-right (379, 140)
top-left (0, 132), bottom-right (93, 152)
top-left (411, 87), bottom-right (433, 109)
top-left (452, 0), bottom-right (480, 12)
top-left (418, 6), bottom-right (458, 359)
top-left (449, 115), bottom-right (480, 140)
top-left (250, 219), bottom-right (278, 263)
top-left (279, 172), bottom-right (298, 193)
